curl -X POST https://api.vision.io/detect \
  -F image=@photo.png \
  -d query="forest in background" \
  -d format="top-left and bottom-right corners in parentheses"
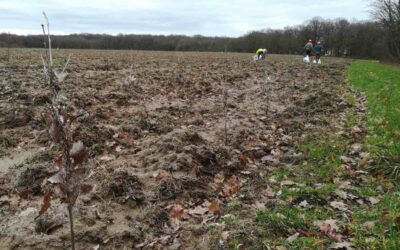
top-left (0, 17), bottom-right (391, 60)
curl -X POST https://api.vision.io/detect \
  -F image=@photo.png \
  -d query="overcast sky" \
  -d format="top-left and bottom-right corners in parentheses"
top-left (0, 0), bottom-right (370, 37)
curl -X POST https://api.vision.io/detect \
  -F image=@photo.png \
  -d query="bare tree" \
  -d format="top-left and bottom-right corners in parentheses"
top-left (371, 0), bottom-right (400, 61)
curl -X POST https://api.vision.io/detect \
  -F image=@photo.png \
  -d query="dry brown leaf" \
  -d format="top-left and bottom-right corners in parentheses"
top-left (319, 219), bottom-right (342, 242)
top-left (117, 132), bottom-right (130, 140)
top-left (153, 171), bottom-right (171, 182)
top-left (214, 173), bottom-right (225, 184)
top-left (208, 199), bottom-right (221, 215)
top-left (319, 219), bottom-right (338, 233)
top-left (36, 192), bottom-right (52, 219)
top-left (240, 154), bottom-right (253, 167)
top-left (80, 184), bottom-right (93, 194)
top-left (224, 175), bottom-right (240, 197)
top-left (167, 204), bottom-right (188, 221)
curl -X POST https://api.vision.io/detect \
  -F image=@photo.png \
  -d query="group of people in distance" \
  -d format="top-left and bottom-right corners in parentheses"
top-left (304, 39), bottom-right (324, 64)
top-left (255, 39), bottom-right (324, 64)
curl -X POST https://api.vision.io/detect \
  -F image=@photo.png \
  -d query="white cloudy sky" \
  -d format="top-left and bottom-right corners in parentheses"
top-left (0, 0), bottom-right (370, 37)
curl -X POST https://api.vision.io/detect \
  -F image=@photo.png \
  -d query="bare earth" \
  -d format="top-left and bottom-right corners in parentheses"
top-left (1, 49), bottom-right (364, 249)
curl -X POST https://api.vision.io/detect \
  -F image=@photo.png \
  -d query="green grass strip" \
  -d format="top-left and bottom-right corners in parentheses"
top-left (348, 61), bottom-right (400, 178)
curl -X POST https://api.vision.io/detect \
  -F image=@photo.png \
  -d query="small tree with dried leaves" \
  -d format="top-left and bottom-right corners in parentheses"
top-left (37, 12), bottom-right (89, 250)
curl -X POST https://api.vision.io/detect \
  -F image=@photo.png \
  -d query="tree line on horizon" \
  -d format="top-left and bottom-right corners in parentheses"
top-left (0, 17), bottom-right (394, 60)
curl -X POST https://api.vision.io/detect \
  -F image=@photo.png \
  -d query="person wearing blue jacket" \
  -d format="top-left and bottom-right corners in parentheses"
top-left (313, 41), bottom-right (324, 64)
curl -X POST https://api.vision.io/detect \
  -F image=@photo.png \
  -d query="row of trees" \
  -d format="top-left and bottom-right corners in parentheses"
top-left (232, 19), bottom-right (389, 59)
top-left (0, 17), bottom-right (394, 60)
top-left (372, 0), bottom-right (400, 62)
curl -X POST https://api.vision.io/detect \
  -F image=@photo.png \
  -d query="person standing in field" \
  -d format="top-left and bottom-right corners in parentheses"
top-left (303, 39), bottom-right (313, 63)
top-left (313, 41), bottom-right (324, 64)
top-left (256, 48), bottom-right (267, 60)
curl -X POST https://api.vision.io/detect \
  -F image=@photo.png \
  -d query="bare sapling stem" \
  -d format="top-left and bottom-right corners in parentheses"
top-left (223, 46), bottom-right (229, 146)
top-left (68, 205), bottom-right (76, 250)
top-left (61, 55), bottom-right (71, 75)
top-left (223, 86), bottom-right (228, 146)
top-left (7, 32), bottom-right (10, 62)
top-left (43, 12), bottom-right (53, 67)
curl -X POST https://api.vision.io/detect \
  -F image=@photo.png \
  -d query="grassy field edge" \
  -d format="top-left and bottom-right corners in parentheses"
top-left (348, 61), bottom-right (400, 179)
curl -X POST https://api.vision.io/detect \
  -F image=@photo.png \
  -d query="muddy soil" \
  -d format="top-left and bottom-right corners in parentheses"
top-left (0, 49), bottom-right (350, 249)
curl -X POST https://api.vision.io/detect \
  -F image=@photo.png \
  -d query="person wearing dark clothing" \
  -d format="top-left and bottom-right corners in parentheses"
top-left (313, 41), bottom-right (324, 64)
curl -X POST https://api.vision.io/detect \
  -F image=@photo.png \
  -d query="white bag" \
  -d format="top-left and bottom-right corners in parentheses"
top-left (318, 59), bottom-right (322, 64)
top-left (303, 55), bottom-right (310, 63)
